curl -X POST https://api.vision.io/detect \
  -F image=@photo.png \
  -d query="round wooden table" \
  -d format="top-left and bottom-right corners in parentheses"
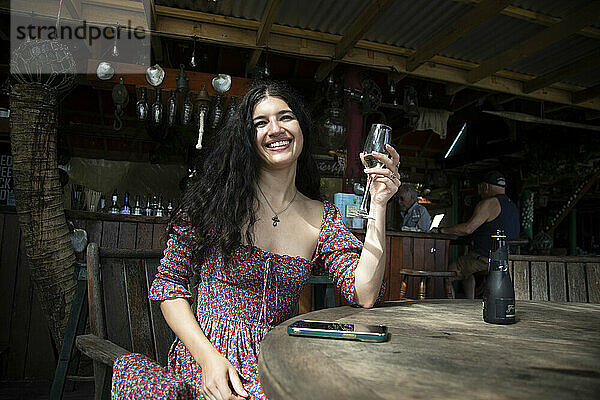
top-left (258, 300), bottom-right (600, 399)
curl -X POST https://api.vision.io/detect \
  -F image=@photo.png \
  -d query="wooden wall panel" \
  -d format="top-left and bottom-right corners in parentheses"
top-left (530, 261), bottom-right (548, 301)
top-left (567, 263), bottom-right (587, 302)
top-left (586, 263), bottom-right (600, 304)
top-left (513, 260), bottom-right (530, 300)
top-left (118, 222), bottom-right (137, 249)
top-left (0, 215), bottom-right (20, 344)
top-left (548, 262), bottom-right (567, 302)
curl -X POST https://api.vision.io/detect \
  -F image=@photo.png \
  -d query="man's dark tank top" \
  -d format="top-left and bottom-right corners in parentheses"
top-left (472, 194), bottom-right (520, 257)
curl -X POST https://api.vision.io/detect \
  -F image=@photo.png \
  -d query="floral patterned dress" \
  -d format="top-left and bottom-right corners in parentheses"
top-left (111, 201), bottom-right (382, 399)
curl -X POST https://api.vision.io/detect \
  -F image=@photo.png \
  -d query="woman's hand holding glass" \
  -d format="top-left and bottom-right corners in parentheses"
top-left (360, 143), bottom-right (401, 209)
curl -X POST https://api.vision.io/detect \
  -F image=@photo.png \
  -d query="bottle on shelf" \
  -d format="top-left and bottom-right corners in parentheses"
top-left (145, 194), bottom-right (153, 217)
top-left (166, 199), bottom-right (174, 217)
top-left (108, 190), bottom-right (120, 214)
top-left (132, 195), bottom-right (144, 216)
top-left (155, 195), bottom-right (164, 217)
top-left (99, 194), bottom-right (107, 213)
top-left (483, 230), bottom-right (516, 325)
top-left (120, 192), bottom-right (132, 215)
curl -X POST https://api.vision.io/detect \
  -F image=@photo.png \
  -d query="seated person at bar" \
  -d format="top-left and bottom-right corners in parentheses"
top-left (111, 80), bottom-right (400, 400)
top-left (397, 184), bottom-right (431, 232)
top-left (432, 171), bottom-right (519, 299)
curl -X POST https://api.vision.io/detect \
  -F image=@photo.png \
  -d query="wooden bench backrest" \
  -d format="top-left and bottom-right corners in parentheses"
top-left (509, 255), bottom-right (600, 303)
top-left (87, 243), bottom-right (174, 366)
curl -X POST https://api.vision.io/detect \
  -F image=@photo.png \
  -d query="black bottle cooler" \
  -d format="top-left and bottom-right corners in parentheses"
top-left (483, 230), bottom-right (516, 324)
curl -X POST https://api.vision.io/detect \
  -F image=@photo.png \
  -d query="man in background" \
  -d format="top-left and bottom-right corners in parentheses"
top-left (433, 171), bottom-right (519, 298)
top-left (397, 184), bottom-right (431, 232)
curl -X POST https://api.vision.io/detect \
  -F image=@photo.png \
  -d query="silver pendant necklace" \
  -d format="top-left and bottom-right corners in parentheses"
top-left (257, 184), bottom-right (298, 227)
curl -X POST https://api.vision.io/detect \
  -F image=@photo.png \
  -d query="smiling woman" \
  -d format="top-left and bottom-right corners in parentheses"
top-left (110, 80), bottom-right (400, 400)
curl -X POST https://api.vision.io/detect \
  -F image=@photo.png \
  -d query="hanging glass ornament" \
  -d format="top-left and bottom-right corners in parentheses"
top-left (112, 23), bottom-right (120, 57)
top-left (176, 64), bottom-right (189, 93)
top-left (146, 64), bottom-right (165, 86)
top-left (167, 90), bottom-right (177, 127)
top-left (181, 91), bottom-right (194, 126)
top-left (152, 87), bottom-right (164, 126)
top-left (136, 86), bottom-right (149, 121)
top-left (211, 74), bottom-right (232, 93)
top-left (112, 77), bottom-right (129, 131)
top-left (210, 94), bottom-right (224, 132)
top-left (96, 62), bottom-right (114, 80)
top-left (190, 36), bottom-right (197, 68)
top-left (195, 84), bottom-right (212, 150)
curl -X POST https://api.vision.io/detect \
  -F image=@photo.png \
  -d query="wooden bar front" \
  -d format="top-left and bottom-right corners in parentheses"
top-left (299, 230), bottom-right (455, 313)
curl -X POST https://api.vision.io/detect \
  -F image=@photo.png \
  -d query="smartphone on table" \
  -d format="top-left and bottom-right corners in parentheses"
top-left (287, 320), bottom-right (389, 342)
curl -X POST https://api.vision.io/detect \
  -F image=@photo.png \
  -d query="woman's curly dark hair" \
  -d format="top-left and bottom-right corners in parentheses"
top-left (169, 79), bottom-right (321, 267)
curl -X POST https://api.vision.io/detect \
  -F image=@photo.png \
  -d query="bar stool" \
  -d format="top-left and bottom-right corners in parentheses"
top-left (399, 269), bottom-right (456, 300)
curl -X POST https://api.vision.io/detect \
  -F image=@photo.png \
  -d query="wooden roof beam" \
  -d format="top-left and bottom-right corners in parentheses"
top-left (466, 1), bottom-right (600, 84)
top-left (572, 83), bottom-right (600, 105)
top-left (453, 0), bottom-right (600, 40)
top-left (142, 0), bottom-right (163, 62)
top-left (523, 51), bottom-right (600, 94)
top-left (247, 0), bottom-right (284, 75)
top-left (150, 10), bottom-right (600, 111)
top-left (407, 0), bottom-right (511, 72)
top-left (314, 0), bottom-right (397, 81)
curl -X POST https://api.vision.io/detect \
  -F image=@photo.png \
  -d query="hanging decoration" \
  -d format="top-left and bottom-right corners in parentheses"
top-left (176, 64), bottom-right (189, 93)
top-left (181, 91), bottom-right (194, 126)
top-left (136, 86), bottom-right (149, 121)
top-left (96, 62), bottom-right (115, 80)
top-left (189, 35), bottom-right (198, 68)
top-left (151, 87), bottom-right (164, 126)
top-left (111, 23), bottom-right (120, 57)
top-left (195, 84), bottom-right (211, 150)
top-left (146, 64), bottom-right (165, 86)
top-left (111, 77), bottom-right (129, 131)
top-left (212, 74), bottom-right (232, 93)
top-left (167, 90), bottom-right (177, 127)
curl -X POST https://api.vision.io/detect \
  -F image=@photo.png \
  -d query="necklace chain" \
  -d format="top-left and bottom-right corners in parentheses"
top-left (257, 184), bottom-right (298, 227)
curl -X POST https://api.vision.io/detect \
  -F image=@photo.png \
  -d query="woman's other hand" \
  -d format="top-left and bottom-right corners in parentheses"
top-left (199, 349), bottom-right (249, 400)
top-left (360, 144), bottom-right (401, 207)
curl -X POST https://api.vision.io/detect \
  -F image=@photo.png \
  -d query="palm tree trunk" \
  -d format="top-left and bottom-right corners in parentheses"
top-left (10, 83), bottom-right (76, 348)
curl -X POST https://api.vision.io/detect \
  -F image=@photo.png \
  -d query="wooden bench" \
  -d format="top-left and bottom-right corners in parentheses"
top-left (75, 243), bottom-right (177, 400)
top-left (509, 255), bottom-right (600, 303)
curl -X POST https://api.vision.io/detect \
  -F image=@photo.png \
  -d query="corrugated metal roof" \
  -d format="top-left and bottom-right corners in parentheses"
top-left (277, 0), bottom-right (368, 36)
top-left (512, 0), bottom-right (591, 18)
top-left (510, 35), bottom-right (600, 86)
top-left (154, 0), bottom-right (600, 88)
top-left (364, 0), bottom-right (471, 49)
top-left (442, 14), bottom-right (545, 64)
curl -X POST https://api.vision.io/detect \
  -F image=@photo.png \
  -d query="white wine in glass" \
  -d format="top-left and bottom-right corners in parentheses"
top-left (356, 123), bottom-right (392, 219)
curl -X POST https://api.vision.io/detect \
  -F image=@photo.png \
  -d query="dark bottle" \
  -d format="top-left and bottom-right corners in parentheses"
top-left (120, 192), bottom-right (132, 215)
top-left (483, 230), bottom-right (516, 324)
top-left (166, 199), bottom-right (173, 217)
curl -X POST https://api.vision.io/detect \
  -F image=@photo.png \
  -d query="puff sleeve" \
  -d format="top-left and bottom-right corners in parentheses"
top-left (148, 215), bottom-right (196, 302)
top-left (313, 202), bottom-right (386, 305)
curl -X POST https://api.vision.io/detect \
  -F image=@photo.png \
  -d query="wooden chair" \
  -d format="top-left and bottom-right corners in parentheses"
top-left (75, 243), bottom-right (176, 400)
top-left (399, 269), bottom-right (456, 300)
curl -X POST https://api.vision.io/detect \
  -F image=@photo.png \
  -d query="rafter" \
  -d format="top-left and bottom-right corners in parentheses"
top-left (142, 0), bottom-right (163, 62)
top-left (407, 0), bottom-right (511, 72)
top-left (247, 0), bottom-right (283, 75)
top-left (314, 0), bottom-right (397, 81)
top-left (523, 51), bottom-right (600, 94)
top-left (466, 2), bottom-right (600, 84)
top-left (572, 83), bottom-right (600, 105)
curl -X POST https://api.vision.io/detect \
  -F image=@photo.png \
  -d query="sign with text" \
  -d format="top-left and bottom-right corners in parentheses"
top-left (0, 151), bottom-right (14, 206)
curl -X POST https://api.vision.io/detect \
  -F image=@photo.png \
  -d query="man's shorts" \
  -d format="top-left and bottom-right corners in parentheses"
top-left (455, 252), bottom-right (488, 279)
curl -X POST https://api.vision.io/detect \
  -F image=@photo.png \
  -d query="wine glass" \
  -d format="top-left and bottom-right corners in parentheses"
top-left (356, 123), bottom-right (392, 219)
